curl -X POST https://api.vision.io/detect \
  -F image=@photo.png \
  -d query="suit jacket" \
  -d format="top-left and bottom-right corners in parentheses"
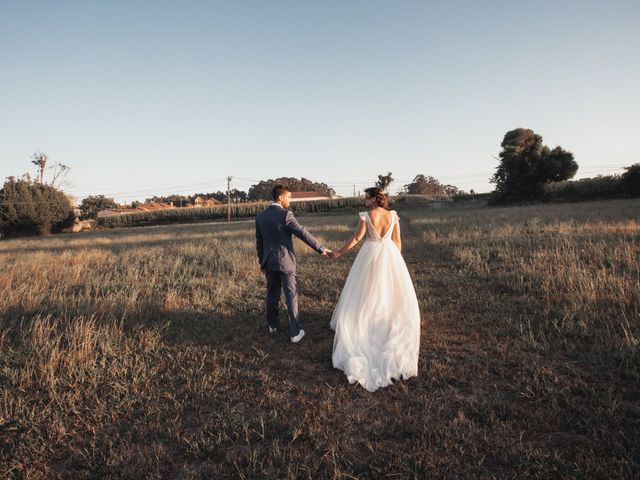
top-left (255, 204), bottom-right (325, 274)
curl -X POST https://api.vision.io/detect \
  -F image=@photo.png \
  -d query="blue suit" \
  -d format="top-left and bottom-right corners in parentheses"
top-left (255, 204), bottom-right (325, 336)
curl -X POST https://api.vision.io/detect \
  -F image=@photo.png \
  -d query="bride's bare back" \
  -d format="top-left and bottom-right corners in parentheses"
top-left (336, 207), bottom-right (403, 257)
top-left (367, 207), bottom-right (393, 237)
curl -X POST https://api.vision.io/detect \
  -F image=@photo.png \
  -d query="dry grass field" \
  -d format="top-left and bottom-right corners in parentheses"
top-left (1, 199), bottom-right (639, 479)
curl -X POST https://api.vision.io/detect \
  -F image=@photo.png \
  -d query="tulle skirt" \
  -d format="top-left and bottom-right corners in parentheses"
top-left (330, 239), bottom-right (421, 392)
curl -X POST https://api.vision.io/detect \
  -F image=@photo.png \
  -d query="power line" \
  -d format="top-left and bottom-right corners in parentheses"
top-left (68, 183), bottom-right (229, 199)
top-left (7, 164), bottom-right (629, 203)
top-left (66, 180), bottom-right (225, 193)
top-left (65, 176), bottom-right (228, 190)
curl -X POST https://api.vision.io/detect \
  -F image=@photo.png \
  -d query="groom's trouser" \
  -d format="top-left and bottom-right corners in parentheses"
top-left (265, 271), bottom-right (301, 337)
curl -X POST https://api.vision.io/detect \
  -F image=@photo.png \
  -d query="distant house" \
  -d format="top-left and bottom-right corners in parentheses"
top-left (192, 196), bottom-right (222, 207)
top-left (137, 202), bottom-right (175, 212)
top-left (290, 191), bottom-right (333, 202)
top-left (97, 202), bottom-right (174, 218)
top-left (97, 208), bottom-right (129, 219)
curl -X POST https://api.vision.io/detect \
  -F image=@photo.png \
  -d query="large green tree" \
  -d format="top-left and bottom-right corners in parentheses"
top-left (248, 177), bottom-right (335, 201)
top-left (0, 177), bottom-right (74, 236)
top-left (491, 128), bottom-right (578, 200)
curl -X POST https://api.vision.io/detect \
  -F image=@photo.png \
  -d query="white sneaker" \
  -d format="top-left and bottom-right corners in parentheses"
top-left (291, 329), bottom-right (305, 343)
top-left (269, 326), bottom-right (277, 334)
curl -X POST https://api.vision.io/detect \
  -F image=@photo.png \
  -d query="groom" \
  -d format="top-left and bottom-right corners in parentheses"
top-left (255, 185), bottom-right (333, 343)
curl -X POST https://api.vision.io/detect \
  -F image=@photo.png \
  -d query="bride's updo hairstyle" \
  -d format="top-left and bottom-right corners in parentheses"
top-left (364, 187), bottom-right (390, 210)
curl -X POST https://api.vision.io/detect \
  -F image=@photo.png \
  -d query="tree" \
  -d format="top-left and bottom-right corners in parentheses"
top-left (229, 188), bottom-right (247, 203)
top-left (29, 151), bottom-right (71, 187)
top-left (145, 194), bottom-right (190, 206)
top-left (443, 184), bottom-right (462, 196)
top-left (31, 152), bottom-right (47, 184)
top-left (401, 174), bottom-right (462, 196)
top-left (402, 175), bottom-right (445, 195)
top-left (50, 161), bottom-right (71, 188)
top-left (79, 195), bottom-right (118, 219)
top-left (621, 163), bottom-right (640, 195)
top-left (248, 177), bottom-right (335, 201)
top-left (0, 177), bottom-right (74, 236)
top-left (375, 172), bottom-right (394, 192)
top-left (491, 128), bottom-right (578, 200)
top-left (248, 180), bottom-right (278, 201)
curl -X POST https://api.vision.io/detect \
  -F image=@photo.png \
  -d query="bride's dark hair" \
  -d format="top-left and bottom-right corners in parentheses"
top-left (364, 187), bottom-right (390, 210)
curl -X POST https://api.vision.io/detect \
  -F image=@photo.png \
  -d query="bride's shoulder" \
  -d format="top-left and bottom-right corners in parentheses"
top-left (358, 211), bottom-right (368, 221)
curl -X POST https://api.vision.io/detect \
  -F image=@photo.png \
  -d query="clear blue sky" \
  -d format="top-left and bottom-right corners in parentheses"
top-left (1, 0), bottom-right (638, 202)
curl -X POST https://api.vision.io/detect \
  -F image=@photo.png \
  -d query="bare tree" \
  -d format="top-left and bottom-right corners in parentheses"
top-left (29, 152), bottom-right (71, 188)
top-left (50, 162), bottom-right (71, 188)
top-left (375, 172), bottom-right (394, 192)
top-left (31, 152), bottom-right (48, 183)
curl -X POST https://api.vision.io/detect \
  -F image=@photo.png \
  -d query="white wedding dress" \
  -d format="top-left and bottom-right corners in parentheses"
top-left (330, 210), bottom-right (421, 392)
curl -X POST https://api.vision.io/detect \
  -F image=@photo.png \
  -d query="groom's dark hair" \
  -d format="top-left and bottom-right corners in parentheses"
top-left (272, 184), bottom-right (290, 201)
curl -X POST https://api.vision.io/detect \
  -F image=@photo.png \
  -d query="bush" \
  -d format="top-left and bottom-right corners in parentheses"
top-left (621, 163), bottom-right (640, 195)
top-left (489, 164), bottom-right (640, 205)
top-left (0, 177), bottom-right (75, 237)
top-left (542, 175), bottom-right (623, 201)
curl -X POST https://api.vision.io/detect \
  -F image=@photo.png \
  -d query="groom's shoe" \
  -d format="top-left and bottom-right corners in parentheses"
top-left (269, 326), bottom-right (277, 334)
top-left (290, 329), bottom-right (305, 343)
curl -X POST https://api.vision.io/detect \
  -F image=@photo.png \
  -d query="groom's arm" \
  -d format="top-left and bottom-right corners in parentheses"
top-left (255, 218), bottom-right (264, 263)
top-left (285, 211), bottom-right (325, 254)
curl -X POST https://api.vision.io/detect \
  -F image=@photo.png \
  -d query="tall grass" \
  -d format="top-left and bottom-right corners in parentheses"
top-left (1, 198), bottom-right (638, 478)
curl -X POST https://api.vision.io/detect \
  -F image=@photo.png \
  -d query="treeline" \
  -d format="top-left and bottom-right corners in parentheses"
top-left (97, 197), bottom-right (364, 228)
top-left (146, 190), bottom-right (243, 206)
top-left (536, 172), bottom-right (640, 202)
top-left (146, 177), bottom-right (336, 205)
top-left (4, 134), bottom-right (638, 237)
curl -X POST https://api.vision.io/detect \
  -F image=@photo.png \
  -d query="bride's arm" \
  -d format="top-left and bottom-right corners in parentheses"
top-left (392, 218), bottom-right (402, 253)
top-left (335, 220), bottom-right (367, 258)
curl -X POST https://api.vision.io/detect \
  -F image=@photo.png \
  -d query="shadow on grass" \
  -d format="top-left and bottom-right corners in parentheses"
top-left (0, 209), bottom-right (364, 255)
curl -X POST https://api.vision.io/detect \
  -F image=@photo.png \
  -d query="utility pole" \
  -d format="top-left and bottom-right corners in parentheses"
top-left (353, 184), bottom-right (356, 197)
top-left (227, 176), bottom-right (232, 223)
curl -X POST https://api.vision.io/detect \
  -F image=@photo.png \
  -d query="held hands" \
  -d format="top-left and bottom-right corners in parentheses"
top-left (322, 249), bottom-right (341, 260)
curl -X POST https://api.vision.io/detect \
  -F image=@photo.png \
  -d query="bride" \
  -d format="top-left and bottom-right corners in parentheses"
top-left (330, 187), bottom-right (421, 392)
